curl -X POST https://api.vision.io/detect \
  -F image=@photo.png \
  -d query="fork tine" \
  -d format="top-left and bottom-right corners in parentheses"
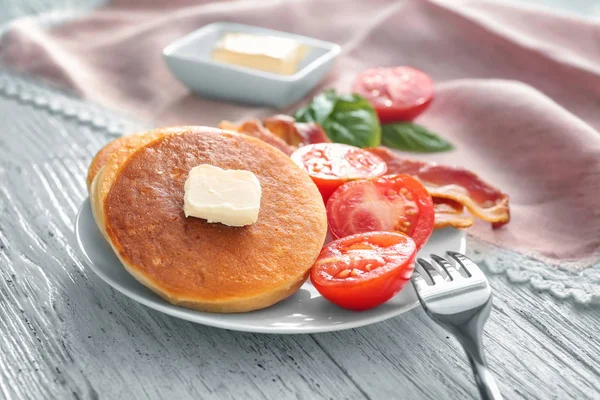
top-left (446, 251), bottom-right (477, 278)
top-left (411, 268), bottom-right (430, 293)
top-left (430, 254), bottom-right (462, 281)
top-left (416, 258), bottom-right (445, 285)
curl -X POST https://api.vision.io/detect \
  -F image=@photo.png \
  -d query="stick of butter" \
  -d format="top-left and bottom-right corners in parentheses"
top-left (211, 32), bottom-right (309, 75)
top-left (183, 164), bottom-right (261, 227)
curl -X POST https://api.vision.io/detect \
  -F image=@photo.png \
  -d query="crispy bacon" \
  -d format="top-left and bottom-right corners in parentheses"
top-left (218, 119), bottom-right (297, 156)
top-left (263, 115), bottom-right (330, 146)
top-left (433, 198), bottom-right (474, 229)
top-left (367, 147), bottom-right (510, 228)
top-left (219, 115), bottom-right (329, 155)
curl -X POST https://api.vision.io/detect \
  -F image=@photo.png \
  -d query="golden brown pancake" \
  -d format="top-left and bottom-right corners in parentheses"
top-left (101, 127), bottom-right (327, 313)
top-left (86, 126), bottom-right (203, 193)
top-left (89, 131), bottom-right (168, 238)
top-left (86, 136), bottom-right (131, 192)
top-left (89, 126), bottom-right (210, 237)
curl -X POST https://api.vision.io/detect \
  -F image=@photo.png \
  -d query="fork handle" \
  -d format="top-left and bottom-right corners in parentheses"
top-left (467, 354), bottom-right (502, 400)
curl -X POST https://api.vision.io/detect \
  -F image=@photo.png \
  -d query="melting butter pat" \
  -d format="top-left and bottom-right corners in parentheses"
top-left (184, 165), bottom-right (261, 227)
top-left (211, 32), bottom-right (309, 75)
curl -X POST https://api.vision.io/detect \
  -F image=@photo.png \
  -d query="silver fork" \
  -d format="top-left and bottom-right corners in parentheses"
top-left (411, 251), bottom-right (502, 400)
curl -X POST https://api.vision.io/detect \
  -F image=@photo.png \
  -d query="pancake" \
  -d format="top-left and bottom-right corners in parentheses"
top-left (86, 135), bottom-right (131, 192)
top-left (89, 126), bottom-right (208, 236)
top-left (102, 127), bottom-right (327, 313)
top-left (86, 126), bottom-right (202, 193)
top-left (89, 132), bottom-right (168, 238)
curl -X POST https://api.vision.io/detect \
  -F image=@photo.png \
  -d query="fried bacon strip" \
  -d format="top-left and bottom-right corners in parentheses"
top-left (263, 115), bottom-right (330, 146)
top-left (367, 147), bottom-right (510, 228)
top-left (433, 198), bottom-right (474, 229)
top-left (218, 119), bottom-right (297, 156)
top-left (219, 115), bottom-right (329, 156)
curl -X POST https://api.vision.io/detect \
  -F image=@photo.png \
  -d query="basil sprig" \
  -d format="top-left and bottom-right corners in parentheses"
top-left (381, 122), bottom-right (453, 153)
top-left (294, 89), bottom-right (381, 148)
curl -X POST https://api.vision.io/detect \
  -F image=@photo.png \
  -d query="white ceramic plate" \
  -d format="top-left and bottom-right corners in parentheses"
top-left (74, 199), bottom-right (465, 334)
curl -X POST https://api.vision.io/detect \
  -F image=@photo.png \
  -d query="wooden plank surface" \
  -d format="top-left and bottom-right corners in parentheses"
top-left (0, 74), bottom-right (598, 400)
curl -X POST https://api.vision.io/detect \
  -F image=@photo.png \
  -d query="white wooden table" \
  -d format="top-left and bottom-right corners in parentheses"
top-left (0, 2), bottom-right (599, 399)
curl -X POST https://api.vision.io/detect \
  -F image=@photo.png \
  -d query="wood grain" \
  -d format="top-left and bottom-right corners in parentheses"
top-left (0, 76), bottom-right (599, 400)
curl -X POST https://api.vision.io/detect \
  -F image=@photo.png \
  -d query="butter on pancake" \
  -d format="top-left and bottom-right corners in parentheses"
top-left (183, 164), bottom-right (262, 227)
top-left (102, 128), bottom-right (327, 313)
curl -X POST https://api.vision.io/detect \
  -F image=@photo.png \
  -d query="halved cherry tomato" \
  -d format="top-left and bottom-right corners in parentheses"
top-left (310, 231), bottom-right (416, 311)
top-left (353, 67), bottom-right (434, 123)
top-left (291, 143), bottom-right (387, 202)
top-left (327, 174), bottom-right (434, 249)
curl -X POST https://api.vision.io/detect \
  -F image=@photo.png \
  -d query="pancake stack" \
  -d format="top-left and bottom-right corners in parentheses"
top-left (87, 126), bottom-right (327, 313)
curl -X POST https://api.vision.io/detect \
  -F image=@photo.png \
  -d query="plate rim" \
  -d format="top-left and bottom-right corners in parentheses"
top-left (74, 199), bottom-right (465, 334)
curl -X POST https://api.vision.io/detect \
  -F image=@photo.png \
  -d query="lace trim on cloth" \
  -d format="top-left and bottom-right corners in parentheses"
top-left (2, 71), bottom-right (598, 306)
top-left (0, 71), bottom-right (140, 137)
top-left (468, 237), bottom-right (600, 305)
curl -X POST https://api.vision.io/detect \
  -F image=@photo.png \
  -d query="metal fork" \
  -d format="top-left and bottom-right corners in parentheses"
top-left (411, 251), bottom-right (502, 400)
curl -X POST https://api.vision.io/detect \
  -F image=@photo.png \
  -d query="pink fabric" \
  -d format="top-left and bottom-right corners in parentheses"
top-left (2, 0), bottom-right (599, 268)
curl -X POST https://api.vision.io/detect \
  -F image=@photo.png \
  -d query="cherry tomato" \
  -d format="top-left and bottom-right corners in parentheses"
top-left (310, 231), bottom-right (416, 311)
top-left (353, 67), bottom-right (434, 123)
top-left (291, 143), bottom-right (387, 202)
top-left (327, 174), bottom-right (434, 249)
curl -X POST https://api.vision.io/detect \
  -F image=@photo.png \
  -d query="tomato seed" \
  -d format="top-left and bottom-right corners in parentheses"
top-left (365, 264), bottom-right (373, 271)
top-left (337, 269), bottom-right (351, 279)
top-left (315, 257), bottom-right (339, 267)
top-left (350, 269), bottom-right (361, 277)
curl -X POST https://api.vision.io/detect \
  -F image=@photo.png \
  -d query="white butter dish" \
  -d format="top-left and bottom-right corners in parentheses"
top-left (163, 22), bottom-right (340, 108)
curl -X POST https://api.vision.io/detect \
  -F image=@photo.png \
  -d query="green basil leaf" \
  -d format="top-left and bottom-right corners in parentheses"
top-left (293, 89), bottom-right (336, 124)
top-left (294, 90), bottom-right (381, 148)
top-left (293, 104), bottom-right (314, 123)
top-left (311, 89), bottom-right (337, 122)
top-left (381, 122), bottom-right (454, 153)
top-left (325, 107), bottom-right (381, 148)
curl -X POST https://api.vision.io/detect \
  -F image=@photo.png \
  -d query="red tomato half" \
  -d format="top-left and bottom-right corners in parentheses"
top-left (291, 143), bottom-right (387, 202)
top-left (310, 231), bottom-right (417, 311)
top-left (353, 67), bottom-right (434, 123)
top-left (327, 174), bottom-right (435, 249)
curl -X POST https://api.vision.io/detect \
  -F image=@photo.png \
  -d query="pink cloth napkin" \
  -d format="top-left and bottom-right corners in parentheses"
top-left (2, 0), bottom-right (599, 269)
